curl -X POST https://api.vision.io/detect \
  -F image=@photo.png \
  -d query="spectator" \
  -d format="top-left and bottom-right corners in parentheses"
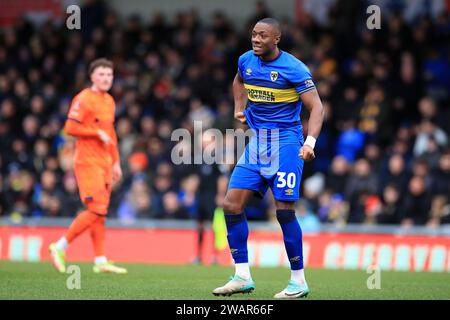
top-left (377, 184), bottom-right (402, 225)
top-left (335, 120), bottom-right (365, 163)
top-left (378, 154), bottom-right (409, 195)
top-left (60, 172), bottom-right (82, 217)
top-left (162, 191), bottom-right (189, 219)
top-left (117, 177), bottom-right (153, 223)
top-left (428, 150), bottom-right (450, 226)
top-left (325, 155), bottom-right (350, 194)
top-left (401, 176), bottom-right (432, 226)
top-left (345, 159), bottom-right (378, 222)
top-left (413, 120), bottom-right (448, 157)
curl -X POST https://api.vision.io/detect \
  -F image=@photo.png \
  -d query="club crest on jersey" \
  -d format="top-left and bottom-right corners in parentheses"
top-left (270, 71), bottom-right (278, 81)
top-left (246, 68), bottom-right (252, 75)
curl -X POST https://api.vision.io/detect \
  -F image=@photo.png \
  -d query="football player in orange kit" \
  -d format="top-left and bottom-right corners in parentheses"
top-left (49, 58), bottom-right (127, 274)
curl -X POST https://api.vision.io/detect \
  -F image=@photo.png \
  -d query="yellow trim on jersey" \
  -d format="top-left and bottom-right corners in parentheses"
top-left (244, 84), bottom-right (299, 103)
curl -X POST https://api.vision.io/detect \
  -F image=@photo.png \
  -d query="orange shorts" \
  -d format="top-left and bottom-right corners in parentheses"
top-left (74, 164), bottom-right (112, 215)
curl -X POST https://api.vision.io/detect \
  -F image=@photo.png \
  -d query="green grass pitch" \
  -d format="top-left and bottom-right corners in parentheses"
top-left (1, 261), bottom-right (449, 300)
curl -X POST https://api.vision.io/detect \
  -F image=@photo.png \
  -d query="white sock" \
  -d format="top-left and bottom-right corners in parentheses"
top-left (291, 269), bottom-right (306, 284)
top-left (235, 263), bottom-right (251, 279)
top-left (94, 256), bottom-right (107, 265)
top-left (55, 237), bottom-right (68, 251)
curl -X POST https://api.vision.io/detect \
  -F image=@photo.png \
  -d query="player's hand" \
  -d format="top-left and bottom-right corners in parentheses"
top-left (234, 111), bottom-right (247, 124)
top-left (299, 145), bottom-right (315, 162)
top-left (97, 129), bottom-right (111, 145)
top-left (112, 162), bottom-right (122, 187)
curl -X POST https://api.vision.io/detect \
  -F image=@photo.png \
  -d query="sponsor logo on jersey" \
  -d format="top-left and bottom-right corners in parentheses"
top-left (285, 189), bottom-right (294, 196)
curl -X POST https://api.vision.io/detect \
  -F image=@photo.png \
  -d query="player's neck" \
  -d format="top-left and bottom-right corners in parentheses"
top-left (260, 47), bottom-right (281, 62)
top-left (90, 85), bottom-right (106, 94)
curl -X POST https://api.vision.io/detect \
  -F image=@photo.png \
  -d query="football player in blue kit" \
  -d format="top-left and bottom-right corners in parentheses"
top-left (213, 18), bottom-right (324, 298)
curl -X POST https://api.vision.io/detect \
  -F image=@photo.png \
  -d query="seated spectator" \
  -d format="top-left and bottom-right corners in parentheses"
top-left (325, 156), bottom-right (350, 194)
top-left (363, 194), bottom-right (383, 225)
top-left (401, 175), bottom-right (432, 226)
top-left (335, 120), bottom-right (365, 163)
top-left (178, 174), bottom-right (199, 219)
top-left (413, 120), bottom-right (448, 157)
top-left (117, 177), bottom-right (153, 223)
top-left (363, 142), bottom-right (383, 172)
top-left (428, 150), bottom-right (450, 226)
top-left (151, 174), bottom-right (174, 217)
top-left (60, 171), bottom-right (82, 217)
top-left (317, 190), bottom-right (348, 225)
top-left (296, 200), bottom-right (321, 232)
top-left (411, 157), bottom-right (433, 189)
top-left (162, 191), bottom-right (189, 219)
top-left (378, 153), bottom-right (409, 195)
top-left (345, 159), bottom-right (378, 221)
top-left (377, 184), bottom-right (402, 224)
top-left (5, 170), bottom-right (35, 218)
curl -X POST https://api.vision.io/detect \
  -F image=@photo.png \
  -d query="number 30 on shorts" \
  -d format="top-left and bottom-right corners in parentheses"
top-left (276, 172), bottom-right (296, 188)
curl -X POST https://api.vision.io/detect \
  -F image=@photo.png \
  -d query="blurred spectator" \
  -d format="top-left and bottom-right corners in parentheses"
top-left (413, 120), bottom-right (448, 157)
top-left (117, 177), bottom-right (153, 223)
top-left (325, 156), bottom-right (350, 194)
top-left (60, 172), bottom-right (82, 217)
top-left (296, 199), bottom-right (321, 232)
top-left (401, 176), bottom-right (432, 226)
top-left (317, 191), bottom-right (348, 225)
top-left (345, 159), bottom-right (378, 222)
top-left (335, 120), bottom-right (365, 163)
top-left (363, 142), bottom-right (383, 172)
top-left (358, 84), bottom-right (394, 147)
top-left (363, 194), bottom-right (383, 225)
top-left (4, 169), bottom-right (35, 217)
top-left (162, 191), bottom-right (189, 219)
top-left (377, 184), bottom-right (402, 225)
top-left (428, 150), bottom-right (450, 226)
top-left (178, 174), bottom-right (199, 219)
top-left (378, 153), bottom-right (409, 195)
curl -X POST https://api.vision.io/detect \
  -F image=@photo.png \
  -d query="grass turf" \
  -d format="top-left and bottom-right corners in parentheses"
top-left (1, 261), bottom-right (449, 300)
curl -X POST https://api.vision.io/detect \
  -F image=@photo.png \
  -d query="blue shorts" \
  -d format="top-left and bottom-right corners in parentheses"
top-left (229, 139), bottom-right (304, 201)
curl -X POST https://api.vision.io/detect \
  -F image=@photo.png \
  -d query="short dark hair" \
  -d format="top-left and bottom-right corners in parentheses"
top-left (88, 58), bottom-right (114, 75)
top-left (257, 17), bottom-right (281, 35)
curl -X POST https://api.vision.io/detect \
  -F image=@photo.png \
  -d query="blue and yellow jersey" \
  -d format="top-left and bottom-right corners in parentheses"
top-left (238, 50), bottom-right (315, 144)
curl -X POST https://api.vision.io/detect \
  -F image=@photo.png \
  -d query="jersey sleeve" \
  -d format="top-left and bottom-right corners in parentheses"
top-left (64, 95), bottom-right (98, 137)
top-left (67, 97), bottom-right (89, 123)
top-left (237, 51), bottom-right (251, 78)
top-left (110, 128), bottom-right (120, 164)
top-left (237, 55), bottom-right (245, 78)
top-left (291, 62), bottom-right (316, 95)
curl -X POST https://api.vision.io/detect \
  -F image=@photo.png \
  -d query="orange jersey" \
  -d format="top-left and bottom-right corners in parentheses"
top-left (64, 88), bottom-right (119, 168)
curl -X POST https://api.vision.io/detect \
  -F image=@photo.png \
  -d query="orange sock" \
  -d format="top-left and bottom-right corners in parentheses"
top-left (90, 216), bottom-right (106, 257)
top-left (65, 210), bottom-right (100, 243)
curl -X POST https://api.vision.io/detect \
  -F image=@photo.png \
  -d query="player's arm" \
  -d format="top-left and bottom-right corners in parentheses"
top-left (299, 89), bottom-right (324, 161)
top-left (215, 174), bottom-right (229, 207)
top-left (110, 127), bottom-right (122, 186)
top-left (233, 73), bottom-right (247, 124)
top-left (64, 99), bottom-right (111, 144)
top-left (64, 118), bottom-right (98, 137)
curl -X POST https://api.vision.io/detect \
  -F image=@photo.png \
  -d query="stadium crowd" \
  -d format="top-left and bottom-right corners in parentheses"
top-left (0, 0), bottom-right (449, 227)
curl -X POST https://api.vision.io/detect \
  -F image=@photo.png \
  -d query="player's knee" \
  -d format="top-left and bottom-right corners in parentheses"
top-left (223, 197), bottom-right (244, 214)
top-left (87, 201), bottom-right (108, 215)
